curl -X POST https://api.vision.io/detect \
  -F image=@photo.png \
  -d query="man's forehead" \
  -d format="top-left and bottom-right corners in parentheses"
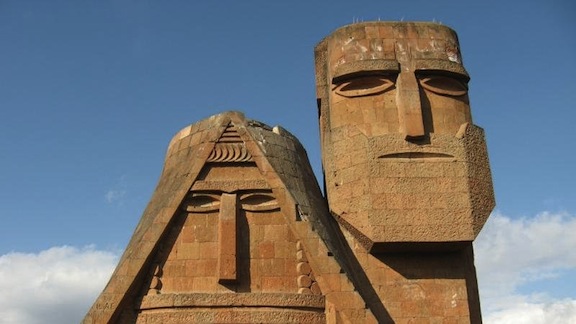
top-left (326, 22), bottom-right (466, 76)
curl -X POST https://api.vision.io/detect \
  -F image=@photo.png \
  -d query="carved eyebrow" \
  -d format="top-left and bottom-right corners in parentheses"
top-left (414, 59), bottom-right (470, 82)
top-left (184, 192), bottom-right (221, 212)
top-left (184, 190), bottom-right (280, 213)
top-left (332, 59), bottom-right (400, 84)
top-left (239, 192), bottom-right (279, 212)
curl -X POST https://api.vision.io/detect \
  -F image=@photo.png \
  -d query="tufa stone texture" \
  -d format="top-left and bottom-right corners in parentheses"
top-left (315, 22), bottom-right (494, 250)
top-left (85, 21), bottom-right (494, 324)
top-left (84, 112), bottom-right (372, 323)
top-left (314, 21), bottom-right (494, 323)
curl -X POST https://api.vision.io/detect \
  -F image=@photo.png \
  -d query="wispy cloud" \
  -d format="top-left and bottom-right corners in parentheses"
top-left (105, 189), bottom-right (126, 204)
top-left (475, 211), bottom-right (576, 323)
top-left (104, 175), bottom-right (127, 204)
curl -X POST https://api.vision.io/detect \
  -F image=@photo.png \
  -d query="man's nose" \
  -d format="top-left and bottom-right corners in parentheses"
top-left (396, 71), bottom-right (425, 140)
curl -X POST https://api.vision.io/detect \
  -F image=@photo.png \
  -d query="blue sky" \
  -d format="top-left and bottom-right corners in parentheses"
top-left (0, 1), bottom-right (575, 323)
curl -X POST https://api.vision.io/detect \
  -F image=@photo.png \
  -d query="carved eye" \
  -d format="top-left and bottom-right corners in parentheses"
top-left (418, 76), bottom-right (468, 97)
top-left (185, 193), bottom-right (221, 212)
top-left (240, 193), bottom-right (279, 212)
top-left (333, 76), bottom-right (395, 98)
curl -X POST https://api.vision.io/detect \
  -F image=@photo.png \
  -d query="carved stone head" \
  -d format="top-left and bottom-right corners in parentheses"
top-left (315, 22), bottom-right (494, 251)
top-left (83, 112), bottom-right (329, 323)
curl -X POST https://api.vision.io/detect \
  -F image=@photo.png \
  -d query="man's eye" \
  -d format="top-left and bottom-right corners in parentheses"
top-left (418, 76), bottom-right (468, 97)
top-left (333, 76), bottom-right (395, 98)
top-left (239, 193), bottom-right (279, 212)
top-left (185, 194), bottom-right (221, 212)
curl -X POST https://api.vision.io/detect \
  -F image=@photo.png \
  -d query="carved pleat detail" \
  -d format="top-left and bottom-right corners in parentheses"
top-left (207, 142), bottom-right (253, 162)
top-left (207, 123), bottom-right (253, 162)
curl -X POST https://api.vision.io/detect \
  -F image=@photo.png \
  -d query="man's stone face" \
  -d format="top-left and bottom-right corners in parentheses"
top-left (317, 23), bottom-right (493, 247)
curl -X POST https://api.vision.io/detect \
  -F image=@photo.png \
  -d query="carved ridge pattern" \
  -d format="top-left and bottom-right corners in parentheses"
top-left (207, 142), bottom-right (253, 162)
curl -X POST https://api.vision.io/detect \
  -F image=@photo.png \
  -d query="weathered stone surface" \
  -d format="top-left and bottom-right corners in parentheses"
top-left (85, 21), bottom-right (494, 324)
top-left (136, 309), bottom-right (326, 324)
top-left (315, 22), bottom-right (494, 248)
top-left (84, 112), bottom-right (368, 323)
top-left (315, 21), bottom-right (493, 322)
top-left (139, 292), bottom-right (326, 309)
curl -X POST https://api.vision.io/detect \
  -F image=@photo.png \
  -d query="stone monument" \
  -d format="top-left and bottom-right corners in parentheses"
top-left (314, 21), bottom-right (494, 322)
top-left (84, 112), bottom-right (374, 323)
top-left (85, 22), bottom-right (494, 323)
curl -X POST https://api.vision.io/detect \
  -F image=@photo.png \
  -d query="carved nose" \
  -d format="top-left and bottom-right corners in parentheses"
top-left (396, 71), bottom-right (425, 139)
top-left (218, 193), bottom-right (238, 282)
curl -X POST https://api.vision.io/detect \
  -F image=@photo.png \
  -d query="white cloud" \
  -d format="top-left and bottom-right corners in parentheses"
top-left (475, 211), bottom-right (576, 323)
top-left (2, 211), bottom-right (576, 324)
top-left (485, 299), bottom-right (576, 324)
top-left (0, 246), bottom-right (118, 324)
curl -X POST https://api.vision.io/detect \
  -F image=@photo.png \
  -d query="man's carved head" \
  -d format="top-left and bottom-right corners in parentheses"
top-left (315, 22), bottom-right (494, 251)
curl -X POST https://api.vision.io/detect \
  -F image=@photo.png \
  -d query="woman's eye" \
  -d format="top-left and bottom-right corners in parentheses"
top-left (240, 193), bottom-right (279, 212)
top-left (333, 76), bottom-right (395, 98)
top-left (418, 76), bottom-right (468, 97)
top-left (185, 194), bottom-right (221, 212)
